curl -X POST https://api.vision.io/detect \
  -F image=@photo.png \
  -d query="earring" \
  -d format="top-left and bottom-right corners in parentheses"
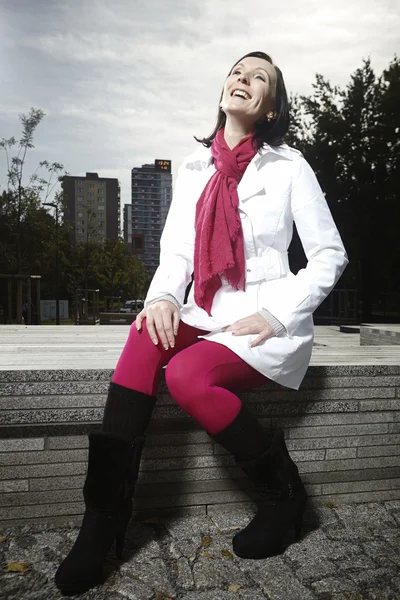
top-left (266, 111), bottom-right (275, 121)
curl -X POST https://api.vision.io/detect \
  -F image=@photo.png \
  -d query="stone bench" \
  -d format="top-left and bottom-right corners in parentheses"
top-left (360, 324), bottom-right (400, 346)
top-left (1, 366), bottom-right (400, 528)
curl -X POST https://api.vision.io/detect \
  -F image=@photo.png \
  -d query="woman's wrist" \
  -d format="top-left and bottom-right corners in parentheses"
top-left (258, 309), bottom-right (286, 337)
top-left (145, 294), bottom-right (182, 311)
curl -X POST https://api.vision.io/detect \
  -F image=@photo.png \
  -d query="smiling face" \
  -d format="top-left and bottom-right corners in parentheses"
top-left (220, 56), bottom-right (277, 125)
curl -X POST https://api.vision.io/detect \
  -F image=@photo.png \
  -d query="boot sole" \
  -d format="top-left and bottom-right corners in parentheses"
top-left (232, 503), bottom-right (306, 560)
top-left (56, 577), bottom-right (104, 596)
top-left (234, 548), bottom-right (282, 559)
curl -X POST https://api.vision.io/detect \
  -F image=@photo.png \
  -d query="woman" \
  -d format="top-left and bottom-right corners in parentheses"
top-left (55, 51), bottom-right (348, 595)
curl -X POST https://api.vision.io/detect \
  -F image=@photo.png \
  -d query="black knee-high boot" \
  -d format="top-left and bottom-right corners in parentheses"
top-left (209, 404), bottom-right (307, 559)
top-left (55, 383), bottom-right (157, 596)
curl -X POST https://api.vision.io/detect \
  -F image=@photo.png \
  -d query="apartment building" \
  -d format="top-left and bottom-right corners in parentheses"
top-left (62, 172), bottom-right (120, 243)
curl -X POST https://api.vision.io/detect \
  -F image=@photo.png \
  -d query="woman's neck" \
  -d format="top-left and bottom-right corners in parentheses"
top-left (223, 114), bottom-right (254, 150)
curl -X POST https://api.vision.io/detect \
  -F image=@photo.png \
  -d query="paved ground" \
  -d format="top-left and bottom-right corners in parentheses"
top-left (2, 325), bottom-right (400, 370)
top-left (1, 501), bottom-right (400, 600)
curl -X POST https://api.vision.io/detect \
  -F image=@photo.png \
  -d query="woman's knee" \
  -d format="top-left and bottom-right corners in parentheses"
top-left (164, 353), bottom-right (184, 391)
top-left (130, 317), bottom-right (146, 338)
top-left (126, 318), bottom-right (155, 349)
top-left (165, 353), bottom-right (201, 407)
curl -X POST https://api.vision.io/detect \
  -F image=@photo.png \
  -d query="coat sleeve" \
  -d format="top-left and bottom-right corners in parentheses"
top-left (144, 160), bottom-right (196, 307)
top-left (263, 156), bottom-right (348, 337)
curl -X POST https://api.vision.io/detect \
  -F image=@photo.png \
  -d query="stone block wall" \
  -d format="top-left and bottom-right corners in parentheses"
top-left (360, 324), bottom-right (400, 346)
top-left (1, 367), bottom-right (400, 527)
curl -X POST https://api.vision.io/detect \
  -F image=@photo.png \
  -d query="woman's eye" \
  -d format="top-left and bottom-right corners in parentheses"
top-left (232, 70), bottom-right (241, 75)
top-left (255, 74), bottom-right (266, 81)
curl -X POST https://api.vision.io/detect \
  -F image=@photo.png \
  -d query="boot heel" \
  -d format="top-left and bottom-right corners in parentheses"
top-left (115, 525), bottom-right (127, 559)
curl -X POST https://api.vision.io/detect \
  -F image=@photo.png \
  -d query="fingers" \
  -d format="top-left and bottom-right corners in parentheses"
top-left (172, 310), bottom-right (180, 336)
top-left (222, 323), bottom-right (273, 347)
top-left (152, 312), bottom-right (168, 349)
top-left (142, 301), bottom-right (180, 350)
top-left (230, 325), bottom-right (252, 336)
top-left (250, 335), bottom-right (265, 348)
top-left (146, 311), bottom-right (159, 346)
top-left (135, 309), bottom-right (145, 331)
top-left (161, 310), bottom-right (176, 349)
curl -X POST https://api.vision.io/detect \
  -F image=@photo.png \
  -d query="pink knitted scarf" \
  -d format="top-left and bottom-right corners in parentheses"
top-left (193, 128), bottom-right (257, 315)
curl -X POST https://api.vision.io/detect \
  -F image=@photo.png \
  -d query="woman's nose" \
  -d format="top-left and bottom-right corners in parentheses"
top-left (237, 74), bottom-right (249, 84)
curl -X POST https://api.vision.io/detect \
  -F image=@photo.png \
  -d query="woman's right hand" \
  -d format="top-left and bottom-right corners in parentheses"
top-left (136, 300), bottom-right (180, 350)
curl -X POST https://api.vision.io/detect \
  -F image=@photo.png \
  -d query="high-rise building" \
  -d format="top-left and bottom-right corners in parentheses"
top-left (125, 159), bottom-right (172, 274)
top-left (123, 204), bottom-right (132, 248)
top-left (62, 172), bottom-right (120, 243)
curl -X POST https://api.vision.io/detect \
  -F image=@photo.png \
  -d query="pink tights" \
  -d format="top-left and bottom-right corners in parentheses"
top-left (112, 319), bottom-right (268, 434)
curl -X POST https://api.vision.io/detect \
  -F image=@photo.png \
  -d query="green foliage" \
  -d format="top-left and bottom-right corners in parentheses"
top-left (0, 190), bottom-right (55, 275)
top-left (61, 237), bottom-right (149, 301)
top-left (94, 237), bottom-right (148, 298)
top-left (0, 109), bottom-right (150, 307)
top-left (0, 108), bottom-right (65, 277)
top-left (288, 56), bottom-right (400, 318)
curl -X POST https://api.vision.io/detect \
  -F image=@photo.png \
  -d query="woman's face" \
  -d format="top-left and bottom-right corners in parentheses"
top-left (220, 56), bottom-right (277, 124)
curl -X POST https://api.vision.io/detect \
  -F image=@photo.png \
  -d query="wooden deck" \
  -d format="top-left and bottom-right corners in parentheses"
top-left (0, 325), bottom-right (399, 370)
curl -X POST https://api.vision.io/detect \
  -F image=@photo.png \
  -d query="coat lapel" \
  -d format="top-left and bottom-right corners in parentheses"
top-left (237, 159), bottom-right (265, 203)
top-left (238, 143), bottom-right (294, 203)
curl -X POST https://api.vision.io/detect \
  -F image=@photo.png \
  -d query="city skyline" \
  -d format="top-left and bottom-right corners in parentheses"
top-left (0, 0), bottom-right (398, 209)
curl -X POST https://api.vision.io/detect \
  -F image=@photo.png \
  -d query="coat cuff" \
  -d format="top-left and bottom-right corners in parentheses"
top-left (258, 308), bottom-right (287, 337)
top-left (145, 294), bottom-right (182, 311)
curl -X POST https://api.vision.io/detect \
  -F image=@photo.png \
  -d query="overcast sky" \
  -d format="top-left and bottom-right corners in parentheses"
top-left (0, 0), bottom-right (398, 211)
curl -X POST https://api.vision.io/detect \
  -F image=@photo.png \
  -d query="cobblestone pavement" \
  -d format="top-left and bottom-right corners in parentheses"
top-left (1, 501), bottom-right (400, 600)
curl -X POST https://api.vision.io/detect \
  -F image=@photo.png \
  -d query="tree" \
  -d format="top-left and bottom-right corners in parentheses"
top-left (94, 238), bottom-right (148, 301)
top-left (0, 108), bottom-right (65, 276)
top-left (0, 108), bottom-right (152, 321)
top-left (61, 236), bottom-right (149, 311)
top-left (287, 57), bottom-right (400, 320)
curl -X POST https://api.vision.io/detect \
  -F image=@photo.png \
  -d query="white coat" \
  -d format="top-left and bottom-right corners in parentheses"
top-left (145, 142), bottom-right (348, 390)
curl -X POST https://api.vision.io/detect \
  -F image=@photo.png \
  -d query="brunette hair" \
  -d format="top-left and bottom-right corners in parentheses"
top-left (194, 51), bottom-right (290, 150)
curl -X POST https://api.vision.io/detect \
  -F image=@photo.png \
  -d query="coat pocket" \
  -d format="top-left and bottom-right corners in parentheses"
top-left (257, 273), bottom-right (313, 337)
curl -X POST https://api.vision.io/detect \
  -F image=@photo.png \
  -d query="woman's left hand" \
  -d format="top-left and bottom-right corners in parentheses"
top-left (222, 313), bottom-right (275, 348)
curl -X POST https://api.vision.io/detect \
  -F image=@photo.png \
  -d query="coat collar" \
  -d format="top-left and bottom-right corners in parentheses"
top-left (185, 141), bottom-right (294, 203)
top-left (187, 141), bottom-right (294, 169)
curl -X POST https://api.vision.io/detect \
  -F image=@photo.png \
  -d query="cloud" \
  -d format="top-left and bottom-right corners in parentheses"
top-left (0, 0), bottom-right (399, 211)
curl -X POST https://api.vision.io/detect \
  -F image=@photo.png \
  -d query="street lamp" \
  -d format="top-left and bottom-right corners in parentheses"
top-left (43, 202), bottom-right (60, 325)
